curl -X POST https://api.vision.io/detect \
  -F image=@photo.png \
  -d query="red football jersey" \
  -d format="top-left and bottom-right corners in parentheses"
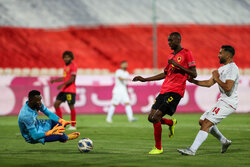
top-left (62, 62), bottom-right (77, 93)
top-left (160, 48), bottom-right (196, 96)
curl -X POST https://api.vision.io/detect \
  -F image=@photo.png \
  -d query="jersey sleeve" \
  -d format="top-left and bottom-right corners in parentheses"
top-left (186, 51), bottom-right (196, 67)
top-left (70, 63), bottom-right (77, 76)
top-left (28, 128), bottom-right (46, 141)
top-left (225, 66), bottom-right (238, 81)
top-left (40, 104), bottom-right (60, 122)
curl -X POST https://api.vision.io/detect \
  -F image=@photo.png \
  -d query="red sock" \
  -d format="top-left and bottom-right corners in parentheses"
top-left (70, 109), bottom-right (76, 127)
top-left (153, 122), bottom-right (162, 150)
top-left (161, 118), bottom-right (173, 126)
top-left (55, 108), bottom-right (62, 118)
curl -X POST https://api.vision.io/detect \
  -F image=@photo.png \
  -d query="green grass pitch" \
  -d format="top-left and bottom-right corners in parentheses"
top-left (0, 113), bottom-right (249, 167)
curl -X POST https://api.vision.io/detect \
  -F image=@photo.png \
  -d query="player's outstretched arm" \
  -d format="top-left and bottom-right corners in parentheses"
top-left (50, 77), bottom-right (64, 84)
top-left (58, 118), bottom-right (76, 127)
top-left (133, 73), bottom-right (166, 82)
top-left (188, 76), bottom-right (215, 87)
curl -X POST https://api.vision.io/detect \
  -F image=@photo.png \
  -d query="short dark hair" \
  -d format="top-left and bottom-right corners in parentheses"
top-left (28, 90), bottom-right (41, 99)
top-left (170, 32), bottom-right (182, 40)
top-left (221, 45), bottom-right (235, 57)
top-left (62, 51), bottom-right (74, 60)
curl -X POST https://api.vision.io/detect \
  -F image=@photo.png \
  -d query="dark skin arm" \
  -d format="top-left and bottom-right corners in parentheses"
top-left (212, 70), bottom-right (235, 92)
top-left (133, 73), bottom-right (166, 82)
top-left (56, 75), bottom-right (76, 90)
top-left (50, 77), bottom-right (64, 83)
top-left (168, 59), bottom-right (197, 78)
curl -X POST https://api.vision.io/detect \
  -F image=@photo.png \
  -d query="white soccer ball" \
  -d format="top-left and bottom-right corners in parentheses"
top-left (78, 138), bottom-right (93, 153)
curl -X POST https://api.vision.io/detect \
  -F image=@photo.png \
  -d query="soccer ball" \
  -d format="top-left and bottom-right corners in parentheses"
top-left (78, 138), bottom-right (93, 153)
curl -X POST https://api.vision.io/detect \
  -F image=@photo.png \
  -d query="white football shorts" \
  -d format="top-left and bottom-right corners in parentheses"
top-left (200, 100), bottom-right (236, 125)
top-left (111, 89), bottom-right (130, 105)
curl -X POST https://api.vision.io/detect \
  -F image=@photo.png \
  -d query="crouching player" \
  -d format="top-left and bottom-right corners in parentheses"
top-left (18, 90), bottom-right (80, 144)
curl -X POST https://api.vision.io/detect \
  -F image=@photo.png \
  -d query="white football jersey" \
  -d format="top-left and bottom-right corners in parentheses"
top-left (217, 62), bottom-right (239, 109)
top-left (113, 69), bottom-right (129, 93)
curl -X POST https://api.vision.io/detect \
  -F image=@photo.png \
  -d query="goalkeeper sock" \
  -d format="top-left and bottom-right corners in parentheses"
top-left (70, 109), bottom-right (76, 127)
top-left (55, 108), bottom-right (62, 118)
top-left (153, 122), bottom-right (162, 150)
top-left (161, 118), bottom-right (173, 126)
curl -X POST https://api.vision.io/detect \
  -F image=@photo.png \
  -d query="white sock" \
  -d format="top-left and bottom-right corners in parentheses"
top-left (209, 125), bottom-right (227, 144)
top-left (190, 130), bottom-right (208, 152)
top-left (107, 105), bottom-right (115, 120)
top-left (125, 105), bottom-right (133, 121)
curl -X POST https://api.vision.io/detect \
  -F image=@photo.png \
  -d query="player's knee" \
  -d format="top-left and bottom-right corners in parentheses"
top-left (148, 115), bottom-right (159, 123)
top-left (148, 115), bottom-right (153, 123)
top-left (54, 100), bottom-right (61, 108)
top-left (148, 115), bottom-right (156, 123)
top-left (69, 104), bottom-right (75, 110)
top-left (199, 120), bottom-right (203, 126)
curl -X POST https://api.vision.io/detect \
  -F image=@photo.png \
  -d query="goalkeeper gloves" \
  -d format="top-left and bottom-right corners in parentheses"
top-left (58, 118), bottom-right (76, 127)
top-left (45, 124), bottom-right (65, 136)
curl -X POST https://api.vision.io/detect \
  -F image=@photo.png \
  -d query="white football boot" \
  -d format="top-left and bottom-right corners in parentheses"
top-left (221, 139), bottom-right (232, 153)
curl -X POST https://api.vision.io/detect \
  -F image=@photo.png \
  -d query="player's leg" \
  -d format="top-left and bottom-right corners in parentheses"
top-left (106, 92), bottom-right (119, 123)
top-left (160, 93), bottom-right (181, 138)
top-left (148, 109), bottom-right (165, 154)
top-left (66, 93), bottom-right (76, 130)
top-left (207, 101), bottom-right (235, 153)
top-left (177, 119), bottom-right (213, 155)
top-left (178, 101), bottom-right (234, 155)
top-left (106, 105), bottom-right (116, 123)
top-left (209, 125), bottom-right (232, 153)
top-left (147, 94), bottom-right (165, 154)
top-left (54, 92), bottom-right (66, 118)
top-left (121, 91), bottom-right (136, 122)
top-left (199, 119), bottom-right (226, 145)
top-left (125, 103), bottom-right (137, 122)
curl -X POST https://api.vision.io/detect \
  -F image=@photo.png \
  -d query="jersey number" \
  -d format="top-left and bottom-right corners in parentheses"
top-left (212, 107), bottom-right (220, 114)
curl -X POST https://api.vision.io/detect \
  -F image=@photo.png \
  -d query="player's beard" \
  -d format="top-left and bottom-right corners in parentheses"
top-left (219, 57), bottom-right (226, 64)
top-left (34, 103), bottom-right (41, 111)
top-left (65, 60), bottom-right (72, 65)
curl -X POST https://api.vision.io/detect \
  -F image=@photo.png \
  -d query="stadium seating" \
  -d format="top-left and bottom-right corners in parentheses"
top-left (0, 0), bottom-right (249, 75)
top-left (0, 25), bottom-right (250, 75)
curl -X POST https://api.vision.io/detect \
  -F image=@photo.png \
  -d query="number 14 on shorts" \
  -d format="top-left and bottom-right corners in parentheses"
top-left (212, 107), bottom-right (220, 114)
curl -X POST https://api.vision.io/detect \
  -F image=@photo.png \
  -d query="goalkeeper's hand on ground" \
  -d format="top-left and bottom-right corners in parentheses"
top-left (58, 118), bottom-right (76, 127)
top-left (45, 124), bottom-right (65, 136)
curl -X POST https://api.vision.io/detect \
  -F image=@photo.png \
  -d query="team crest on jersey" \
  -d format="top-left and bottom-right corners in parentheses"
top-left (177, 57), bottom-right (182, 62)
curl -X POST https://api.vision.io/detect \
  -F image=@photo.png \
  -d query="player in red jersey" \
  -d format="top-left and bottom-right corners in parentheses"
top-left (133, 32), bottom-right (197, 154)
top-left (50, 51), bottom-right (78, 130)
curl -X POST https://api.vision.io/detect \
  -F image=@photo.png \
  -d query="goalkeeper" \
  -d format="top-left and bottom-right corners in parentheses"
top-left (18, 90), bottom-right (80, 144)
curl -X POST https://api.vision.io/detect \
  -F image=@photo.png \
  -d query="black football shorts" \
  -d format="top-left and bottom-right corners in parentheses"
top-left (56, 92), bottom-right (76, 105)
top-left (151, 92), bottom-right (182, 116)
